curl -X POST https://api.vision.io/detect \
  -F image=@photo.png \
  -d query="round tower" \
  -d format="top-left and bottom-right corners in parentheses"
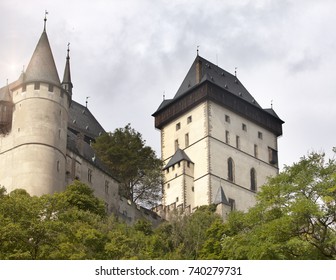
top-left (8, 20), bottom-right (72, 195)
top-left (0, 82), bottom-right (13, 134)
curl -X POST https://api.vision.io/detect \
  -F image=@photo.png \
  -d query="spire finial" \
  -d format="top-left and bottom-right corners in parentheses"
top-left (197, 45), bottom-right (200, 56)
top-left (44, 10), bottom-right (48, 31)
top-left (67, 42), bottom-right (70, 58)
top-left (235, 67), bottom-right (237, 77)
top-left (163, 91), bottom-right (165, 101)
top-left (271, 100), bottom-right (273, 109)
top-left (86, 96), bottom-right (90, 108)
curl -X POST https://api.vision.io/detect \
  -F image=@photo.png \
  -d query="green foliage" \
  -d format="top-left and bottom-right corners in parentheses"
top-left (218, 152), bottom-right (336, 260)
top-left (92, 124), bottom-right (163, 206)
top-left (0, 182), bottom-right (108, 259)
top-left (1, 152), bottom-right (335, 260)
top-left (56, 180), bottom-right (106, 218)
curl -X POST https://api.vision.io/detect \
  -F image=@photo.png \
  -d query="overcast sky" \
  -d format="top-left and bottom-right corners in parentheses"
top-left (1, 0), bottom-right (335, 168)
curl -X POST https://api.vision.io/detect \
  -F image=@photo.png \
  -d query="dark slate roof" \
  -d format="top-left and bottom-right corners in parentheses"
top-left (213, 186), bottom-right (230, 206)
top-left (156, 99), bottom-right (173, 111)
top-left (62, 51), bottom-right (72, 85)
top-left (264, 108), bottom-right (281, 119)
top-left (163, 148), bottom-right (193, 170)
top-left (24, 31), bottom-right (61, 85)
top-left (68, 101), bottom-right (105, 140)
top-left (156, 55), bottom-right (262, 112)
top-left (66, 129), bottom-right (117, 180)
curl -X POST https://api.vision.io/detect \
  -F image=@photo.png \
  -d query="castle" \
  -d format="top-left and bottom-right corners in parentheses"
top-left (0, 18), bottom-right (161, 225)
top-left (152, 54), bottom-right (284, 219)
top-left (1, 17), bottom-right (284, 223)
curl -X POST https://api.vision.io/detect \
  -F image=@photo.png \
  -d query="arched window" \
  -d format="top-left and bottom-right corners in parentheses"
top-left (250, 168), bottom-right (256, 191)
top-left (228, 157), bottom-right (234, 182)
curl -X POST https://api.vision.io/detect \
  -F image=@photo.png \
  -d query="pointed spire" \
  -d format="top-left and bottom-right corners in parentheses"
top-left (213, 186), bottom-right (230, 205)
top-left (44, 10), bottom-right (48, 32)
top-left (62, 42), bottom-right (73, 96)
top-left (24, 17), bottom-right (60, 85)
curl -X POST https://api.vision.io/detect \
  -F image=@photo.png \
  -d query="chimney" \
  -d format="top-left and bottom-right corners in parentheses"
top-left (196, 58), bottom-right (202, 83)
top-left (76, 132), bottom-right (84, 156)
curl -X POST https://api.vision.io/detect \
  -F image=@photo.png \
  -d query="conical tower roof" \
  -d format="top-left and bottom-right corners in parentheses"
top-left (0, 82), bottom-right (13, 103)
top-left (62, 44), bottom-right (73, 95)
top-left (24, 30), bottom-right (60, 85)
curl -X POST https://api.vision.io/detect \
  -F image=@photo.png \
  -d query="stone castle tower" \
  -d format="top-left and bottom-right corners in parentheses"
top-left (0, 21), bottom-right (71, 196)
top-left (153, 55), bottom-right (284, 219)
top-left (0, 18), bottom-right (163, 226)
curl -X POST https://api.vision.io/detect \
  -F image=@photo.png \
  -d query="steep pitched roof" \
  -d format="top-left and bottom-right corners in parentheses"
top-left (177, 55), bottom-right (261, 106)
top-left (213, 186), bottom-right (230, 206)
top-left (66, 129), bottom-right (117, 180)
top-left (62, 46), bottom-right (73, 95)
top-left (24, 30), bottom-right (61, 85)
top-left (156, 55), bottom-right (262, 113)
top-left (163, 148), bottom-right (193, 170)
top-left (68, 101), bottom-right (105, 141)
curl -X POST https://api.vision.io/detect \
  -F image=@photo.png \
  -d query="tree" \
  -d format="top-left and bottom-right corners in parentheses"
top-left (0, 182), bottom-right (109, 259)
top-left (92, 124), bottom-right (163, 207)
top-left (217, 152), bottom-right (336, 259)
top-left (150, 205), bottom-right (223, 259)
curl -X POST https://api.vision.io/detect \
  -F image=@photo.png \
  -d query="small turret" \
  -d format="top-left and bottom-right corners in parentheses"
top-left (0, 82), bottom-right (13, 134)
top-left (62, 43), bottom-right (73, 99)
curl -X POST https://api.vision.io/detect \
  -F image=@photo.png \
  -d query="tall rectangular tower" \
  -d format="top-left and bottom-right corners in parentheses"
top-left (152, 55), bottom-right (284, 218)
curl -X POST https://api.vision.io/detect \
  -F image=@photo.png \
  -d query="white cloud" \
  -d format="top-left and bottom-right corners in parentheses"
top-left (1, 0), bottom-right (335, 166)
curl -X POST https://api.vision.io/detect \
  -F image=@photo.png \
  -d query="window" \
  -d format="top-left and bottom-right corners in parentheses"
top-left (34, 82), bottom-right (40, 90)
top-left (176, 122), bottom-right (181, 130)
top-left (187, 116), bottom-right (192, 124)
top-left (228, 157), bottom-right (234, 182)
top-left (236, 135), bottom-right (240, 149)
top-left (268, 147), bottom-right (278, 165)
top-left (167, 183), bottom-right (170, 189)
top-left (229, 198), bottom-right (236, 211)
top-left (175, 139), bottom-right (179, 151)
top-left (258, 131), bottom-right (263, 139)
top-left (56, 160), bottom-right (60, 172)
top-left (225, 115), bottom-right (230, 123)
top-left (191, 186), bottom-right (194, 192)
top-left (105, 180), bottom-right (109, 194)
top-left (242, 123), bottom-right (247, 131)
top-left (176, 197), bottom-right (179, 202)
top-left (48, 84), bottom-right (54, 92)
top-left (88, 169), bottom-right (93, 183)
top-left (250, 168), bottom-right (256, 191)
top-left (187, 161), bottom-right (190, 168)
top-left (185, 133), bottom-right (189, 147)
top-left (254, 144), bottom-right (258, 158)
top-left (225, 130), bottom-right (230, 144)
